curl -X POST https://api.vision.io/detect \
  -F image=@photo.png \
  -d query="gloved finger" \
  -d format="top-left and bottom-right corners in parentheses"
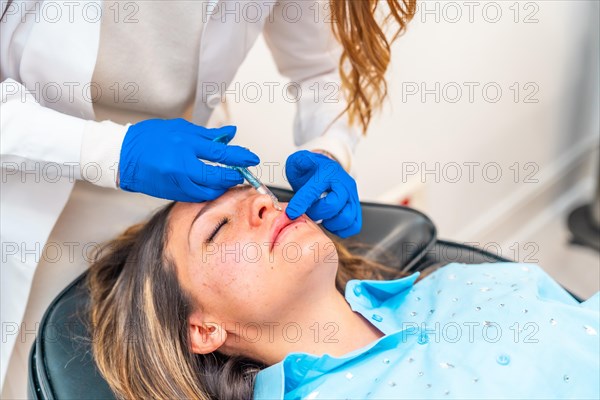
top-left (201, 125), bottom-right (237, 143)
top-left (186, 160), bottom-right (244, 188)
top-left (335, 198), bottom-right (362, 238)
top-left (285, 150), bottom-right (319, 191)
top-left (177, 176), bottom-right (228, 202)
top-left (334, 212), bottom-right (362, 238)
top-left (286, 175), bottom-right (332, 219)
top-left (181, 122), bottom-right (238, 143)
top-left (322, 199), bottom-right (357, 233)
top-left (306, 185), bottom-right (349, 221)
top-left (195, 141), bottom-right (260, 166)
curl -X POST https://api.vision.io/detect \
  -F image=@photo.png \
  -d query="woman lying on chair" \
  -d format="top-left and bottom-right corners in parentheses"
top-left (88, 185), bottom-right (599, 400)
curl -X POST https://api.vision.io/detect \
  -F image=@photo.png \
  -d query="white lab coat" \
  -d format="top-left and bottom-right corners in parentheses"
top-left (0, 0), bottom-right (360, 389)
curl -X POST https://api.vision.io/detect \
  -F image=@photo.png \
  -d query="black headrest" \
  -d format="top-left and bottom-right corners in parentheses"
top-left (30, 189), bottom-right (436, 399)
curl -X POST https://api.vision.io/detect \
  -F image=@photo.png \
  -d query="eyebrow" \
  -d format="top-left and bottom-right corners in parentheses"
top-left (187, 201), bottom-right (218, 247)
top-left (186, 185), bottom-right (254, 247)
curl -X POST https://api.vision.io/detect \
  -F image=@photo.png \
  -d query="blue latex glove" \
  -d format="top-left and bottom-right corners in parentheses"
top-left (119, 119), bottom-right (259, 202)
top-left (285, 150), bottom-right (362, 238)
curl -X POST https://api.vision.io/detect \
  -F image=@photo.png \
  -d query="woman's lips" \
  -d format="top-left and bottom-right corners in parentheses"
top-left (270, 213), bottom-right (306, 251)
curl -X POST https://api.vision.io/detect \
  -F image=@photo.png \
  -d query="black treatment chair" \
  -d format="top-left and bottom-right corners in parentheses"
top-left (28, 188), bottom-right (518, 399)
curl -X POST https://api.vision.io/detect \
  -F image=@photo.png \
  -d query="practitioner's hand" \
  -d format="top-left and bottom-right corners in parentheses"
top-left (118, 119), bottom-right (259, 202)
top-left (285, 150), bottom-right (362, 238)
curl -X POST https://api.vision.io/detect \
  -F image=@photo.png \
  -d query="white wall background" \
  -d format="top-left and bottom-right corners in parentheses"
top-left (222, 0), bottom-right (599, 246)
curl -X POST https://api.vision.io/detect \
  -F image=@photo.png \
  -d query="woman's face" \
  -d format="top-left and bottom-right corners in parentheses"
top-left (166, 186), bottom-right (338, 332)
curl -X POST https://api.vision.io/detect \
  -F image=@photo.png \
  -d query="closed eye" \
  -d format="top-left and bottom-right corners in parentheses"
top-left (206, 217), bottom-right (229, 243)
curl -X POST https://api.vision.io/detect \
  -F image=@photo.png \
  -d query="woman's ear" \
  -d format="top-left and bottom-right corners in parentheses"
top-left (188, 313), bottom-right (227, 354)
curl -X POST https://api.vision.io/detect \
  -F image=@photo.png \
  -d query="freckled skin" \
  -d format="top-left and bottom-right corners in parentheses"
top-left (166, 187), bottom-right (338, 338)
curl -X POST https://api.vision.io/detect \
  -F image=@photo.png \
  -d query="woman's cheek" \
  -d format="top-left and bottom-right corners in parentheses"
top-left (218, 233), bottom-right (266, 268)
top-left (274, 230), bottom-right (332, 268)
top-left (306, 238), bottom-right (338, 267)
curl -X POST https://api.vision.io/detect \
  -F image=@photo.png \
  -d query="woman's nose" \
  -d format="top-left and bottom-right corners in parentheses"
top-left (248, 193), bottom-right (278, 227)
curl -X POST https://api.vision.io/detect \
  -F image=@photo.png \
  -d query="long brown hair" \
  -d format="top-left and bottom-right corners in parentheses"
top-left (330, 0), bottom-right (417, 133)
top-left (87, 202), bottom-right (411, 399)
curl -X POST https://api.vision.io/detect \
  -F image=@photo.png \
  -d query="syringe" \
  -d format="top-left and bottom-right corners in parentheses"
top-left (212, 134), bottom-right (282, 211)
top-left (234, 166), bottom-right (282, 211)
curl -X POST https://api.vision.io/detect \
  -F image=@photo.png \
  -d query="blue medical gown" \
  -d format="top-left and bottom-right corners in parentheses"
top-left (253, 263), bottom-right (600, 399)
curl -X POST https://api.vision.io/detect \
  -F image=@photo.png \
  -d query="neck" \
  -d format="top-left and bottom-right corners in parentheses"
top-left (235, 287), bottom-right (384, 366)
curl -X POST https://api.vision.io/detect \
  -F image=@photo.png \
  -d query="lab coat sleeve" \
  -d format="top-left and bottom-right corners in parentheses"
top-left (0, 79), bottom-right (127, 188)
top-left (262, 0), bottom-right (361, 172)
